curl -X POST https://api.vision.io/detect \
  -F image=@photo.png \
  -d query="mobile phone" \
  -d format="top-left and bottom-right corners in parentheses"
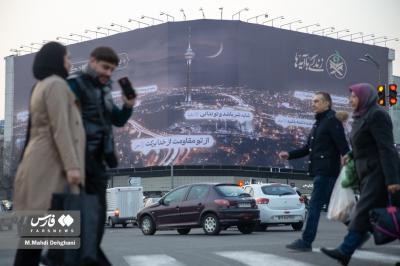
top-left (118, 77), bottom-right (137, 100)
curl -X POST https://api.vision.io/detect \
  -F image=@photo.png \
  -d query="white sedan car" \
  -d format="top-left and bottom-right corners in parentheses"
top-left (243, 183), bottom-right (306, 231)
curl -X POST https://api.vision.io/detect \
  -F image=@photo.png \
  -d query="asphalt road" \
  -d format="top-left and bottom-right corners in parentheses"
top-left (1, 216), bottom-right (399, 266)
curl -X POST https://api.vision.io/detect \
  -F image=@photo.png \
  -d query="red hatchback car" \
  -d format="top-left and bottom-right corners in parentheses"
top-left (137, 183), bottom-right (260, 235)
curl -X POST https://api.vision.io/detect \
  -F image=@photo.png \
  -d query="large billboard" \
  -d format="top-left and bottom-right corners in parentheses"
top-left (10, 20), bottom-right (389, 171)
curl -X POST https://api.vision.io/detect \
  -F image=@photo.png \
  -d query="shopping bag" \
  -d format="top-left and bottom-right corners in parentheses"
top-left (341, 157), bottom-right (359, 189)
top-left (369, 194), bottom-right (400, 245)
top-left (327, 170), bottom-right (356, 222)
top-left (48, 185), bottom-right (100, 265)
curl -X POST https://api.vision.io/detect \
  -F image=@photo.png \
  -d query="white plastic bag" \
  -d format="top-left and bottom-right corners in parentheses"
top-left (327, 169), bottom-right (357, 222)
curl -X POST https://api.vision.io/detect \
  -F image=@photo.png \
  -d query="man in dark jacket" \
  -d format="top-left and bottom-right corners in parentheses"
top-left (279, 91), bottom-right (349, 251)
top-left (68, 47), bottom-right (135, 265)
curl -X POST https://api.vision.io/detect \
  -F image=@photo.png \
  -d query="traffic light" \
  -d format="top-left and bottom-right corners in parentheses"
top-left (389, 83), bottom-right (398, 106)
top-left (377, 85), bottom-right (385, 106)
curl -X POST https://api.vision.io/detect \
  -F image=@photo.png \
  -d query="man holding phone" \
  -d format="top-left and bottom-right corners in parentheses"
top-left (68, 46), bottom-right (135, 265)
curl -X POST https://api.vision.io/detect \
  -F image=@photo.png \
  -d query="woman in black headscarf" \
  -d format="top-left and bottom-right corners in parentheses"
top-left (321, 83), bottom-right (400, 265)
top-left (13, 42), bottom-right (86, 266)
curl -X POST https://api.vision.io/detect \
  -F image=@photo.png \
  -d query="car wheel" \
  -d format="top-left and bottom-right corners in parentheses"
top-left (238, 223), bottom-right (255, 234)
top-left (108, 218), bottom-right (115, 228)
top-left (140, 216), bottom-right (156, 235)
top-left (202, 214), bottom-right (221, 235)
top-left (292, 222), bottom-right (304, 231)
top-left (177, 228), bottom-right (191, 235)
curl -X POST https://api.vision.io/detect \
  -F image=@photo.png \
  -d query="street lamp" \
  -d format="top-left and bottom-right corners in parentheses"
top-left (97, 26), bottom-right (120, 35)
top-left (219, 7), bottom-right (223, 20)
top-left (110, 22), bottom-right (131, 31)
top-left (232, 7), bottom-right (249, 20)
top-left (56, 36), bottom-right (78, 44)
top-left (326, 29), bottom-right (350, 39)
top-left (70, 33), bottom-right (91, 41)
top-left (353, 33), bottom-right (375, 43)
top-left (9, 49), bottom-right (19, 55)
top-left (141, 15), bottom-right (164, 25)
top-left (85, 29), bottom-right (107, 38)
top-left (375, 37), bottom-right (399, 47)
top-left (199, 7), bottom-right (205, 19)
top-left (19, 45), bottom-right (37, 52)
top-left (160, 12), bottom-right (175, 22)
top-left (296, 23), bottom-right (320, 33)
top-left (280, 19), bottom-right (302, 30)
top-left (247, 13), bottom-right (268, 23)
top-left (128, 18), bottom-right (149, 28)
top-left (312, 26), bottom-right (335, 36)
top-left (31, 42), bottom-right (43, 47)
top-left (262, 16), bottom-right (284, 27)
top-left (42, 40), bottom-right (64, 45)
top-left (339, 32), bottom-right (362, 41)
top-left (10, 49), bottom-right (30, 55)
top-left (363, 36), bottom-right (387, 44)
top-left (358, 53), bottom-right (381, 84)
top-left (180, 9), bottom-right (186, 21)
top-left (42, 40), bottom-right (55, 44)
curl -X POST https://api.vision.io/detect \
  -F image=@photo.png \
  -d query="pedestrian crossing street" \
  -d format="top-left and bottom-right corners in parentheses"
top-left (123, 245), bottom-right (400, 266)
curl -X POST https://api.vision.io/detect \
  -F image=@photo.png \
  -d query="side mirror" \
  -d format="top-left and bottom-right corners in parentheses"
top-left (162, 199), bottom-right (171, 206)
top-left (159, 198), bottom-right (165, 205)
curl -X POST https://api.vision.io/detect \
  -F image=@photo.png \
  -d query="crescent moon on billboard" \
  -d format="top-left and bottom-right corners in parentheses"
top-left (206, 43), bottom-right (224, 58)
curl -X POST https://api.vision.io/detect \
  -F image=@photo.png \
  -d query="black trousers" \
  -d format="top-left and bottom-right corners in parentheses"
top-left (85, 155), bottom-right (111, 266)
top-left (14, 248), bottom-right (42, 266)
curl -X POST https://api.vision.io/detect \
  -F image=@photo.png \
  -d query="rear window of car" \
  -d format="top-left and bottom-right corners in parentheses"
top-left (215, 185), bottom-right (247, 197)
top-left (261, 185), bottom-right (296, 196)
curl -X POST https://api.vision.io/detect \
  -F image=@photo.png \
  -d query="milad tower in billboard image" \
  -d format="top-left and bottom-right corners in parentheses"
top-left (184, 27), bottom-right (195, 104)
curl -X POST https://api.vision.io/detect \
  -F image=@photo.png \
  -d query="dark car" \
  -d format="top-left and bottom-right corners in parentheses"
top-left (137, 183), bottom-right (259, 235)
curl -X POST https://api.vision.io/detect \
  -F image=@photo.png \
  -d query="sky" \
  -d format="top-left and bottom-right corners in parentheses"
top-left (0, 0), bottom-right (399, 120)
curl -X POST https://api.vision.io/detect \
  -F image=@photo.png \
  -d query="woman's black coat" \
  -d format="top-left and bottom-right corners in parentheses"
top-left (349, 105), bottom-right (400, 231)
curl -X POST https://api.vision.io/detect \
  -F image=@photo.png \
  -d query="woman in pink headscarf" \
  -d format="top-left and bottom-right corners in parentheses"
top-left (321, 83), bottom-right (400, 265)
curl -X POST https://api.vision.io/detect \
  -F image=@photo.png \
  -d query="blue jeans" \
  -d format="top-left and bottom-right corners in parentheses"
top-left (339, 230), bottom-right (365, 256)
top-left (302, 175), bottom-right (337, 245)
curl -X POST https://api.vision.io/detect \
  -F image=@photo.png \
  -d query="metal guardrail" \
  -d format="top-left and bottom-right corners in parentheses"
top-left (106, 165), bottom-right (310, 180)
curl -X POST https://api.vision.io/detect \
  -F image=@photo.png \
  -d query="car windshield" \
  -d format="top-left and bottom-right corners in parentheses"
top-left (215, 185), bottom-right (246, 197)
top-left (261, 185), bottom-right (296, 196)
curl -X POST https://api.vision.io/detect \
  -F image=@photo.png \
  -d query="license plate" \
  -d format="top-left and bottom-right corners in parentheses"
top-left (238, 203), bottom-right (251, 208)
top-left (277, 215), bottom-right (294, 220)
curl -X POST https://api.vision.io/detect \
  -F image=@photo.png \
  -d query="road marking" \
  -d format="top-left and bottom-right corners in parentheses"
top-left (314, 248), bottom-right (400, 264)
top-left (124, 254), bottom-right (185, 266)
top-left (215, 251), bottom-right (315, 266)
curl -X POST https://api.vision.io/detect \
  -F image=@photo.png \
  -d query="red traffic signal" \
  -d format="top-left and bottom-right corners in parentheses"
top-left (389, 83), bottom-right (398, 106)
top-left (377, 85), bottom-right (386, 106)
